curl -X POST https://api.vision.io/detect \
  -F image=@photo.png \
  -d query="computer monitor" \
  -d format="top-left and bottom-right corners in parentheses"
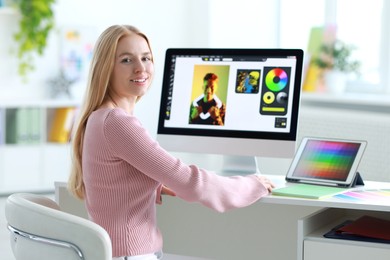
top-left (157, 48), bottom-right (304, 174)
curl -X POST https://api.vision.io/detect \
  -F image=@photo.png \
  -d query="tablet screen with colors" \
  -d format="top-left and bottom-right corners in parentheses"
top-left (286, 137), bottom-right (367, 186)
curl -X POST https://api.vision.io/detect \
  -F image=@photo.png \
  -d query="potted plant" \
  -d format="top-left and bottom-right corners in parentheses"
top-left (12, 0), bottom-right (56, 78)
top-left (313, 40), bottom-right (361, 94)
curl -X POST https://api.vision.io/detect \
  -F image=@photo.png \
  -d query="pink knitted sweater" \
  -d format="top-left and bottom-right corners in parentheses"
top-left (82, 108), bottom-right (269, 257)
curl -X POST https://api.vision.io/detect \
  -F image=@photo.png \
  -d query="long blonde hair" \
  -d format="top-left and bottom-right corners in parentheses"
top-left (68, 25), bottom-right (153, 199)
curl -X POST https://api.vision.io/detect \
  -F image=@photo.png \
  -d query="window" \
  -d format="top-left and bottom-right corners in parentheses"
top-left (279, 0), bottom-right (389, 95)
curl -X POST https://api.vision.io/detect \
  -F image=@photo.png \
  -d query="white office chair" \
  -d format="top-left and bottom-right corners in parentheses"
top-left (5, 193), bottom-right (112, 260)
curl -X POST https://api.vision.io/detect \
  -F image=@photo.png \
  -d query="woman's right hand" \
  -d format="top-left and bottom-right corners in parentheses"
top-left (255, 175), bottom-right (275, 193)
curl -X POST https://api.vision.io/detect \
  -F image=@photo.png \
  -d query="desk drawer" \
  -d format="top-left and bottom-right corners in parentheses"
top-left (304, 240), bottom-right (390, 260)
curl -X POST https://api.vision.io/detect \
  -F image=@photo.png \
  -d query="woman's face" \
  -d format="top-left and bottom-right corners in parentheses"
top-left (110, 33), bottom-right (154, 101)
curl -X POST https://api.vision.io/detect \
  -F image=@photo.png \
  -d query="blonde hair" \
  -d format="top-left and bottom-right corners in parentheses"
top-left (68, 25), bottom-right (153, 199)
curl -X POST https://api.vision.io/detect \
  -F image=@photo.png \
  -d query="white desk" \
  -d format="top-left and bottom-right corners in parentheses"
top-left (264, 176), bottom-right (390, 260)
top-left (264, 175), bottom-right (390, 212)
top-left (55, 176), bottom-right (390, 260)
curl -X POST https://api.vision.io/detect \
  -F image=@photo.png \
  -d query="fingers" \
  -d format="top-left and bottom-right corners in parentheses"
top-left (161, 185), bottom-right (176, 197)
top-left (255, 175), bottom-right (275, 193)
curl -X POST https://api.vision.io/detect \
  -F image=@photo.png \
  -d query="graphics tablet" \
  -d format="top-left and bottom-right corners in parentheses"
top-left (285, 137), bottom-right (367, 187)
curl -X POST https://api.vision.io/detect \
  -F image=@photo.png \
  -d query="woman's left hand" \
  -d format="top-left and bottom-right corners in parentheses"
top-left (156, 185), bottom-right (176, 205)
top-left (161, 185), bottom-right (176, 196)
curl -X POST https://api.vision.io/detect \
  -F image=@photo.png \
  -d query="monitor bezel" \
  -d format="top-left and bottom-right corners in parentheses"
top-left (157, 48), bottom-right (304, 143)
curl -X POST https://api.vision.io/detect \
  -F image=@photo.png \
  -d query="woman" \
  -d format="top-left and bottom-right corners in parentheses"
top-left (68, 25), bottom-right (274, 260)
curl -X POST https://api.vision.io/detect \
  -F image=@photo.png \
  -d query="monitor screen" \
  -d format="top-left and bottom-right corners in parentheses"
top-left (157, 48), bottom-right (304, 174)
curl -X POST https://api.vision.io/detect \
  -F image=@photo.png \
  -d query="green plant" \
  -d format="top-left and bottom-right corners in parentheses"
top-left (313, 40), bottom-right (361, 74)
top-left (13, 0), bottom-right (56, 77)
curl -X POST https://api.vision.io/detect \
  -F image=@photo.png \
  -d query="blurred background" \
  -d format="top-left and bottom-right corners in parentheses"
top-left (0, 0), bottom-right (389, 194)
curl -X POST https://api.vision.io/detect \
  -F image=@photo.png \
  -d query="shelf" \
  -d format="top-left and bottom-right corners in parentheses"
top-left (304, 239), bottom-right (390, 260)
top-left (306, 214), bottom-right (390, 249)
top-left (0, 100), bottom-right (78, 193)
top-left (0, 98), bottom-right (81, 108)
top-left (0, 7), bottom-right (16, 15)
top-left (299, 208), bottom-right (390, 260)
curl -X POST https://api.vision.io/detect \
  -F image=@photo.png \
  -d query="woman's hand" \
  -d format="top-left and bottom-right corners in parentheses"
top-left (255, 175), bottom-right (275, 193)
top-left (161, 185), bottom-right (176, 196)
top-left (156, 185), bottom-right (176, 205)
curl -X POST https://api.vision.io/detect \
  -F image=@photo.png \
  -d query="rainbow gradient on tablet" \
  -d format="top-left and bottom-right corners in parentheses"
top-left (295, 140), bottom-right (360, 181)
top-left (286, 137), bottom-right (367, 187)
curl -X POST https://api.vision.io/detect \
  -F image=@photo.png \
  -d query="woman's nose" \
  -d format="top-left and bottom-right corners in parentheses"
top-left (133, 59), bottom-right (145, 72)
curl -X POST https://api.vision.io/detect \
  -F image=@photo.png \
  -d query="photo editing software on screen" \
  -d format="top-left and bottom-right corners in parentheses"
top-left (161, 51), bottom-right (301, 136)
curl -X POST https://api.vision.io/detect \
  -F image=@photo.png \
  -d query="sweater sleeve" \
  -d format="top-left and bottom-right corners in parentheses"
top-left (103, 109), bottom-right (269, 212)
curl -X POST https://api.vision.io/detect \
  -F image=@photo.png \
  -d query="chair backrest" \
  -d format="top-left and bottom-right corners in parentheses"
top-left (5, 193), bottom-right (112, 260)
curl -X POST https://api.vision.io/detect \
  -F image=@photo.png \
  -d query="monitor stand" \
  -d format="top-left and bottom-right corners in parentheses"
top-left (221, 155), bottom-right (260, 176)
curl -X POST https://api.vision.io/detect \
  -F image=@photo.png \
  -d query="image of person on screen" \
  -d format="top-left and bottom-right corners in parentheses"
top-left (68, 25), bottom-right (274, 260)
top-left (189, 73), bottom-right (226, 125)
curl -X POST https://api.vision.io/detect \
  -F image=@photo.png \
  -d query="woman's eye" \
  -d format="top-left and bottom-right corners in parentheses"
top-left (142, 56), bottom-right (152, 62)
top-left (121, 58), bottom-right (131, 63)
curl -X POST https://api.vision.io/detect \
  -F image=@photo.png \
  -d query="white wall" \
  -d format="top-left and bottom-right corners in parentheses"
top-left (209, 0), bottom-right (279, 48)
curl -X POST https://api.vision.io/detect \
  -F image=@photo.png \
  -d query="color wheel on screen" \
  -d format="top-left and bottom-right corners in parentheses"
top-left (265, 68), bottom-right (288, 91)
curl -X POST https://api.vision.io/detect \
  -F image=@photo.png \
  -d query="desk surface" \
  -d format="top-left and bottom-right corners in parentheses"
top-left (264, 175), bottom-right (390, 212)
top-left (55, 174), bottom-right (390, 214)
